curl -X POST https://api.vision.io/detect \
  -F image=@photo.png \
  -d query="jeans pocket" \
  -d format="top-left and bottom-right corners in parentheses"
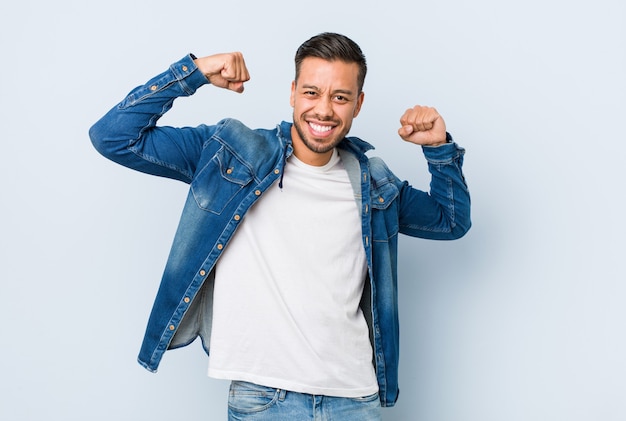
top-left (228, 381), bottom-right (281, 414)
top-left (351, 392), bottom-right (381, 404)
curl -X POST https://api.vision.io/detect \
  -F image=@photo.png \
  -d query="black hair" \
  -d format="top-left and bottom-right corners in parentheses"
top-left (294, 32), bottom-right (367, 93)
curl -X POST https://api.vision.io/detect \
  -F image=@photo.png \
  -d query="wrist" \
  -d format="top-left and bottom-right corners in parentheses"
top-left (426, 132), bottom-right (454, 148)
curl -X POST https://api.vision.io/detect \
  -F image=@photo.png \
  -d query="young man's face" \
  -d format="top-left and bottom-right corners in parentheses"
top-left (290, 57), bottom-right (364, 166)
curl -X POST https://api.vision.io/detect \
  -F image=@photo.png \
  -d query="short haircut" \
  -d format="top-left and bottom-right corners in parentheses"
top-left (294, 32), bottom-right (367, 93)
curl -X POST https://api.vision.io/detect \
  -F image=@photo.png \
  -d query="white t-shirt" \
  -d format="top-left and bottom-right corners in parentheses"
top-left (208, 149), bottom-right (378, 397)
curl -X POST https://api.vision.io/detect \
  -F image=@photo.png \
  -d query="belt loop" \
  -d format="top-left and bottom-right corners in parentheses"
top-left (278, 388), bottom-right (287, 401)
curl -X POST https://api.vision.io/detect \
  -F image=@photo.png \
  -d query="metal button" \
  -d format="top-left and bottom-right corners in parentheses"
top-left (184, 297), bottom-right (190, 303)
top-left (234, 215), bottom-right (241, 221)
top-left (254, 190), bottom-right (261, 196)
top-left (169, 325), bottom-right (175, 331)
top-left (182, 65), bottom-right (188, 71)
top-left (217, 244), bottom-right (223, 250)
top-left (150, 85), bottom-right (157, 91)
top-left (199, 270), bottom-right (206, 276)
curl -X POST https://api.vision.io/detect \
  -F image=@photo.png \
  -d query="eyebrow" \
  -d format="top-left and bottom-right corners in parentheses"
top-left (301, 84), bottom-right (355, 96)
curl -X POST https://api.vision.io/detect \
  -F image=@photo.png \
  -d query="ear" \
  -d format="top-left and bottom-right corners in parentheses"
top-left (353, 91), bottom-right (365, 118)
top-left (290, 80), bottom-right (296, 107)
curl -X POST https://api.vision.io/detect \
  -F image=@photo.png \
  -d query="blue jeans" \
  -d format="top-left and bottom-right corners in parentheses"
top-left (227, 381), bottom-right (382, 421)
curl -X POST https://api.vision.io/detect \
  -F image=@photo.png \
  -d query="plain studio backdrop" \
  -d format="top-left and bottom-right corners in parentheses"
top-left (1, 1), bottom-right (624, 420)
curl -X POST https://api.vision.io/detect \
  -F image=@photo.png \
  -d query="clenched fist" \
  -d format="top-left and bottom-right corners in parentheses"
top-left (398, 105), bottom-right (447, 146)
top-left (194, 52), bottom-right (250, 93)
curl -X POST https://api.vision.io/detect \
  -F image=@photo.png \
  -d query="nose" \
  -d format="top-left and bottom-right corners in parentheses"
top-left (314, 96), bottom-right (333, 119)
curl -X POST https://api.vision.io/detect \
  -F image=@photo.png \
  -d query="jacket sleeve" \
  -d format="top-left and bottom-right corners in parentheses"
top-left (89, 54), bottom-right (214, 184)
top-left (397, 139), bottom-right (471, 240)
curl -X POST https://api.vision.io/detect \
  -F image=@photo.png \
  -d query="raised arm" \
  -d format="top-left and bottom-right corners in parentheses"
top-left (89, 53), bottom-right (250, 183)
top-left (395, 105), bottom-right (471, 240)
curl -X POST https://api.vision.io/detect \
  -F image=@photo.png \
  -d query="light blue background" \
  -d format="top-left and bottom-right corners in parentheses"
top-left (1, 1), bottom-right (624, 420)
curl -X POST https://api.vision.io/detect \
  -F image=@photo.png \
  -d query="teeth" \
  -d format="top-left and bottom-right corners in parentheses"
top-left (309, 123), bottom-right (332, 133)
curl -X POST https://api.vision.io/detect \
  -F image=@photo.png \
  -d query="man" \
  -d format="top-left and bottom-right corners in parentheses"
top-left (90, 32), bottom-right (471, 420)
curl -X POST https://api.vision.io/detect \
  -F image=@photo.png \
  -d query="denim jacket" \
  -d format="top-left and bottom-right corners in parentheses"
top-left (89, 54), bottom-right (471, 407)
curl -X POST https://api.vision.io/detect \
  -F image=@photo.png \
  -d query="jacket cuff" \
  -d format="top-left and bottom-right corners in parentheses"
top-left (421, 133), bottom-right (465, 163)
top-left (169, 54), bottom-right (210, 94)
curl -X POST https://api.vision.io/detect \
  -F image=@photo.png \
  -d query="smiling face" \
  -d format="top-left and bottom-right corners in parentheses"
top-left (290, 57), bottom-right (364, 166)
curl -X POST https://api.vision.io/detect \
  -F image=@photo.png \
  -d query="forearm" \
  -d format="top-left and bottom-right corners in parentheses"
top-left (399, 140), bottom-right (471, 239)
top-left (89, 54), bottom-right (210, 182)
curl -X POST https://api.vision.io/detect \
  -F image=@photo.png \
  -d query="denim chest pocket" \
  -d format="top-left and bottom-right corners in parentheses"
top-left (370, 181), bottom-right (400, 241)
top-left (191, 147), bottom-right (253, 214)
top-left (370, 181), bottom-right (398, 210)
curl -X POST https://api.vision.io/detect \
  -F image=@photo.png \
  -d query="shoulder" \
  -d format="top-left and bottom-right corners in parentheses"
top-left (214, 118), bottom-right (279, 147)
top-left (212, 118), bottom-right (283, 165)
top-left (214, 118), bottom-right (260, 138)
top-left (367, 156), bottom-right (395, 183)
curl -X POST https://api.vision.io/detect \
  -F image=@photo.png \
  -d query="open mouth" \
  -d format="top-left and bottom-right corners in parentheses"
top-left (308, 122), bottom-right (334, 136)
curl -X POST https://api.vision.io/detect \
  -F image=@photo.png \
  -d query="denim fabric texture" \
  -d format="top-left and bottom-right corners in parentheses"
top-left (228, 381), bottom-right (382, 421)
top-left (89, 54), bottom-right (471, 407)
